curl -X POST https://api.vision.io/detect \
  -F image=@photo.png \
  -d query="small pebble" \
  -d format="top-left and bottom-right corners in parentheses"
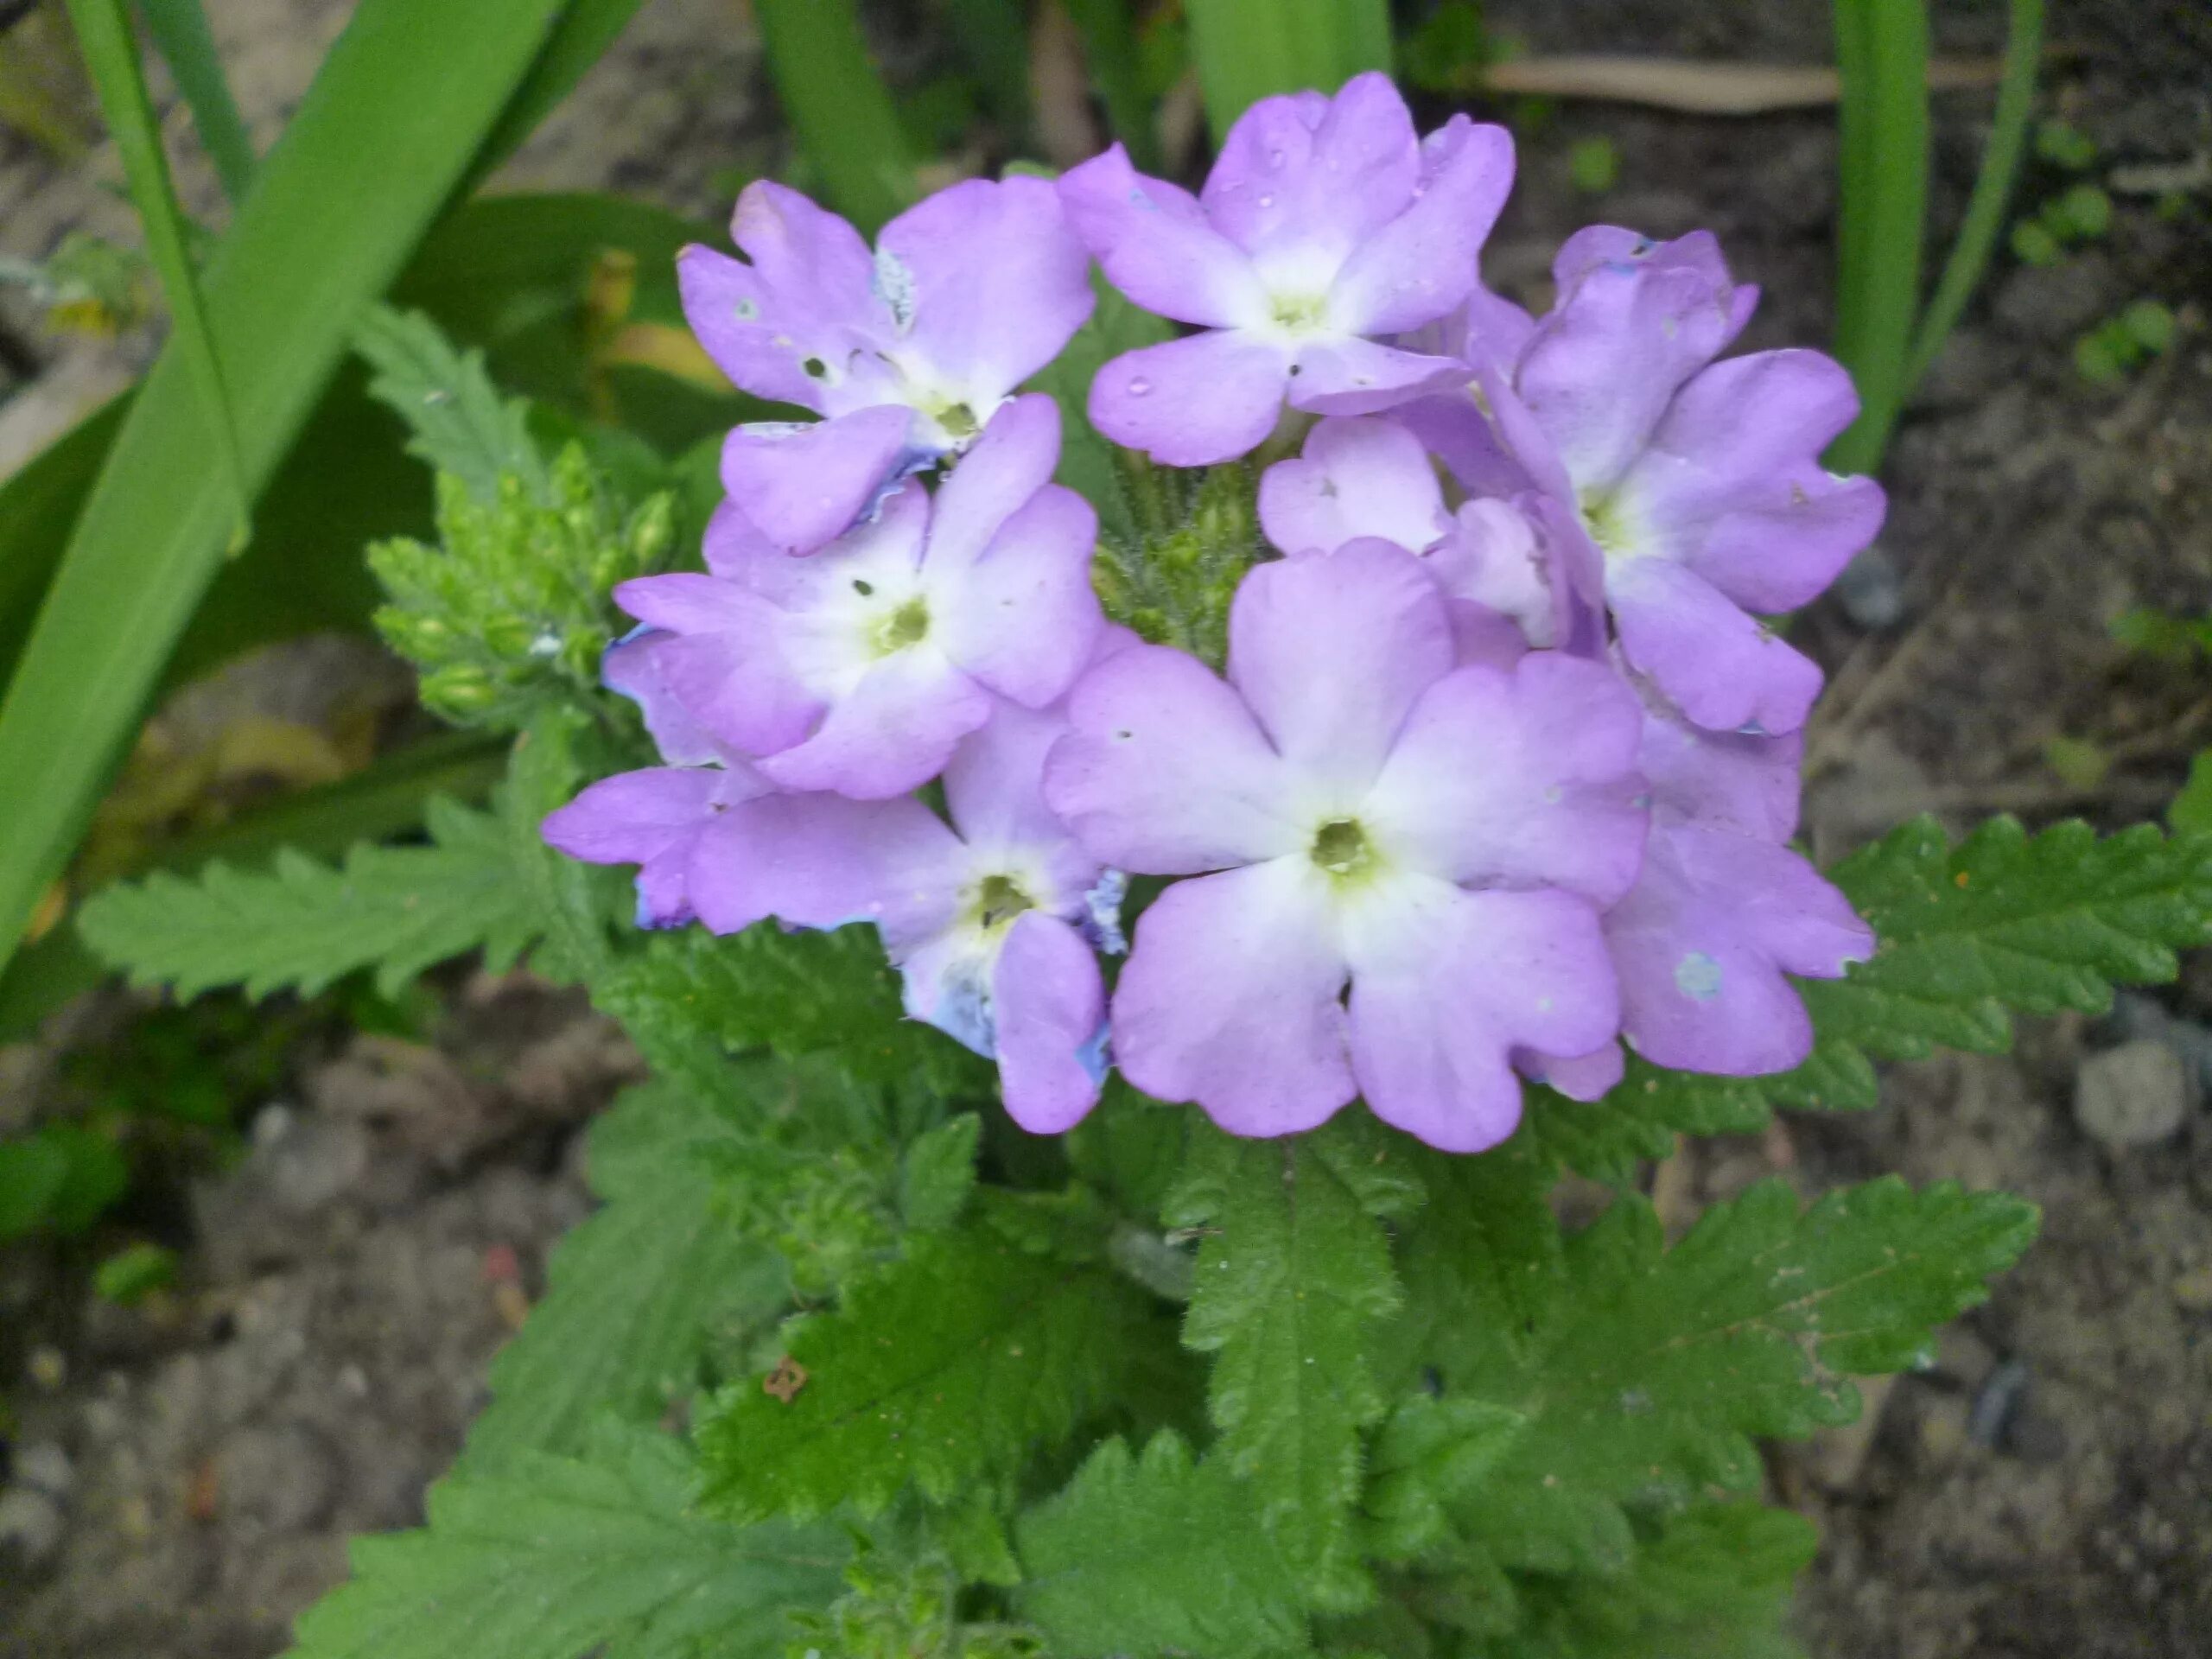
top-left (2075, 1039), bottom-right (2194, 1148)
top-left (1834, 545), bottom-right (1906, 632)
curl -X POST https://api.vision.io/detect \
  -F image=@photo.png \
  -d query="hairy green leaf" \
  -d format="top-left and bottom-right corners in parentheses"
top-left (1167, 1116), bottom-right (1423, 1605)
top-left (697, 1222), bottom-right (1161, 1522)
top-left (1430, 1174), bottom-right (2036, 1574)
top-left (77, 793), bottom-right (537, 1000)
top-left (355, 304), bottom-right (551, 505)
top-left (1539, 816), bottom-right (2212, 1181)
top-left (286, 1421), bottom-right (847, 1659)
top-left (1016, 1433), bottom-right (1311, 1658)
top-left (462, 1081), bottom-right (784, 1468)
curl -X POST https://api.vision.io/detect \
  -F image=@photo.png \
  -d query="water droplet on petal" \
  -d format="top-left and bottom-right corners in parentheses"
top-left (1268, 148), bottom-right (1286, 167)
top-left (1257, 193), bottom-right (1276, 208)
top-left (1128, 377), bottom-right (1152, 396)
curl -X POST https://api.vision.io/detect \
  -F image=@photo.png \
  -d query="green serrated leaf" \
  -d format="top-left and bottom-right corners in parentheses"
top-left (1167, 1116), bottom-right (1422, 1606)
top-left (1014, 1433), bottom-right (1313, 1659)
top-left (697, 1223), bottom-right (1162, 1522)
top-left (1487, 1503), bottom-right (1815, 1659)
top-left (76, 791), bottom-right (538, 1001)
top-left (1437, 1176), bottom-right (2037, 1573)
top-left (1538, 816), bottom-right (2212, 1180)
top-left (461, 1081), bottom-right (785, 1468)
top-left (354, 304), bottom-right (550, 505)
top-left (285, 1421), bottom-right (847, 1659)
top-left (594, 922), bottom-right (992, 1102)
top-left (899, 1113), bottom-right (982, 1230)
top-left (1363, 1395), bottom-right (1526, 1563)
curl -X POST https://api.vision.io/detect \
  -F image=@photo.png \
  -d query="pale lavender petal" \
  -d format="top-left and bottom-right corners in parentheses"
top-left (722, 479), bottom-right (931, 608)
top-left (691, 791), bottom-right (951, 935)
top-left (1288, 336), bottom-right (1469, 416)
top-left (720, 405), bottom-right (917, 556)
top-left (1516, 238), bottom-right (1748, 492)
top-left (1110, 860), bottom-right (1354, 1137)
top-left (1228, 539), bottom-right (1454, 796)
top-left (1637, 699), bottom-right (1803, 842)
top-left (1608, 556), bottom-right (1824, 736)
top-left (1430, 499), bottom-right (1555, 646)
top-left (933, 486), bottom-right (1103, 708)
top-left (1618, 349), bottom-right (1885, 612)
top-left (1046, 642), bottom-right (1303, 874)
top-left (938, 701), bottom-right (1104, 917)
top-left (614, 571), bottom-right (760, 635)
top-left (1389, 391), bottom-right (1532, 499)
top-left (702, 498), bottom-right (776, 580)
top-left (1257, 416), bottom-right (1449, 557)
top-left (755, 648), bottom-right (993, 798)
top-left (602, 629), bottom-right (724, 766)
top-left (1363, 650), bottom-right (1647, 903)
top-left (992, 913), bottom-right (1107, 1134)
top-left (1516, 1041), bottom-right (1624, 1103)
top-left (652, 613), bottom-right (822, 759)
top-left (1608, 823), bottom-right (1871, 1075)
top-left (1203, 73), bottom-right (1415, 270)
top-left (1344, 879), bottom-right (1618, 1154)
top-left (1327, 118), bottom-right (1513, 334)
top-left (1056, 145), bottom-right (1268, 328)
top-left (1089, 331), bottom-right (1292, 467)
top-left (924, 394), bottom-right (1062, 579)
top-left (880, 175), bottom-right (1097, 398)
top-left (542, 766), bottom-right (721, 893)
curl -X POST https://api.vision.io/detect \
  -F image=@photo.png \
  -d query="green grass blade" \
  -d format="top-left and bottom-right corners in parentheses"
top-left (134, 0), bottom-right (256, 203)
top-left (1904, 0), bottom-right (2043, 390)
top-left (1185, 0), bottom-right (1391, 143)
top-left (1063, 0), bottom-right (1160, 170)
top-left (66, 0), bottom-right (251, 548)
top-left (471, 0), bottom-right (649, 184)
top-left (1827, 0), bottom-right (1930, 476)
top-left (754, 0), bottom-right (914, 234)
top-left (0, 0), bottom-right (570, 979)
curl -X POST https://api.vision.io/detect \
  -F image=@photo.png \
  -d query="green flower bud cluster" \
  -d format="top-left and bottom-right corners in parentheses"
top-left (369, 443), bottom-right (674, 731)
top-left (785, 1550), bottom-right (1041, 1659)
top-left (1090, 456), bottom-right (1262, 670)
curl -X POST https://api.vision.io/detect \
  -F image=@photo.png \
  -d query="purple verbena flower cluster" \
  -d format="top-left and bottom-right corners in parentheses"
top-left (543, 73), bottom-right (1882, 1154)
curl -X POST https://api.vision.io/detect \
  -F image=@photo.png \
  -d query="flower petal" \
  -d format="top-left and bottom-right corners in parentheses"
top-left (1343, 879), bottom-right (1618, 1154)
top-left (1287, 336), bottom-right (1469, 416)
top-left (925, 394), bottom-right (1061, 579)
top-left (720, 405), bottom-right (918, 556)
top-left (1608, 556), bottom-right (1824, 735)
top-left (1203, 73), bottom-right (1416, 273)
top-left (1637, 700), bottom-right (1803, 842)
top-left (1327, 117), bottom-right (1513, 334)
top-left (755, 647), bottom-right (993, 798)
top-left (1389, 391), bottom-right (1533, 499)
top-left (1056, 144), bottom-right (1268, 328)
top-left (602, 628), bottom-right (727, 766)
top-left (1046, 642), bottom-right (1303, 873)
top-left (1088, 331), bottom-right (1292, 467)
top-left (1111, 860), bottom-right (1354, 1137)
top-left (993, 913), bottom-right (1108, 1134)
top-left (1516, 1041), bottom-right (1624, 1103)
top-left (1363, 650), bottom-right (1647, 903)
top-left (1618, 349), bottom-right (1885, 612)
top-left (1228, 539), bottom-right (1454, 798)
top-left (1607, 823), bottom-right (1871, 1075)
top-left (934, 486), bottom-right (1103, 709)
top-left (879, 175), bottom-right (1097, 399)
top-left (651, 612), bottom-right (823, 760)
top-left (1258, 416), bottom-right (1449, 557)
top-left (691, 791), bottom-right (951, 935)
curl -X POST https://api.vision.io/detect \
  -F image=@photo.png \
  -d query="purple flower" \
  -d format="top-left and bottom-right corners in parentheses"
top-left (873, 689), bottom-right (1131, 1134)
top-left (1058, 73), bottom-right (1514, 466)
top-left (1599, 701), bottom-right (1872, 1074)
top-left (679, 176), bottom-right (1095, 558)
top-left (1424, 228), bottom-right (1886, 734)
top-left (1044, 539), bottom-right (1647, 1152)
top-left (613, 396), bottom-right (1103, 800)
top-left (1259, 414), bottom-right (1556, 654)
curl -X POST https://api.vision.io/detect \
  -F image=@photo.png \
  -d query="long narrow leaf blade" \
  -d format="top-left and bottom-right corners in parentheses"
top-left (0, 0), bottom-right (569, 977)
top-left (1185, 0), bottom-right (1391, 142)
top-left (470, 0), bottom-right (650, 185)
top-left (753, 0), bottom-right (913, 233)
top-left (1827, 0), bottom-right (1930, 474)
top-left (134, 0), bottom-right (257, 202)
top-left (66, 0), bottom-right (250, 544)
top-left (1904, 0), bottom-right (2043, 389)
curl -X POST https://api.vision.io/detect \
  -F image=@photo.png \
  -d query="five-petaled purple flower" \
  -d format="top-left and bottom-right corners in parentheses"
top-left (1058, 73), bottom-right (1514, 466)
top-left (681, 176), bottom-right (1094, 559)
top-left (542, 93), bottom-right (1884, 1157)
